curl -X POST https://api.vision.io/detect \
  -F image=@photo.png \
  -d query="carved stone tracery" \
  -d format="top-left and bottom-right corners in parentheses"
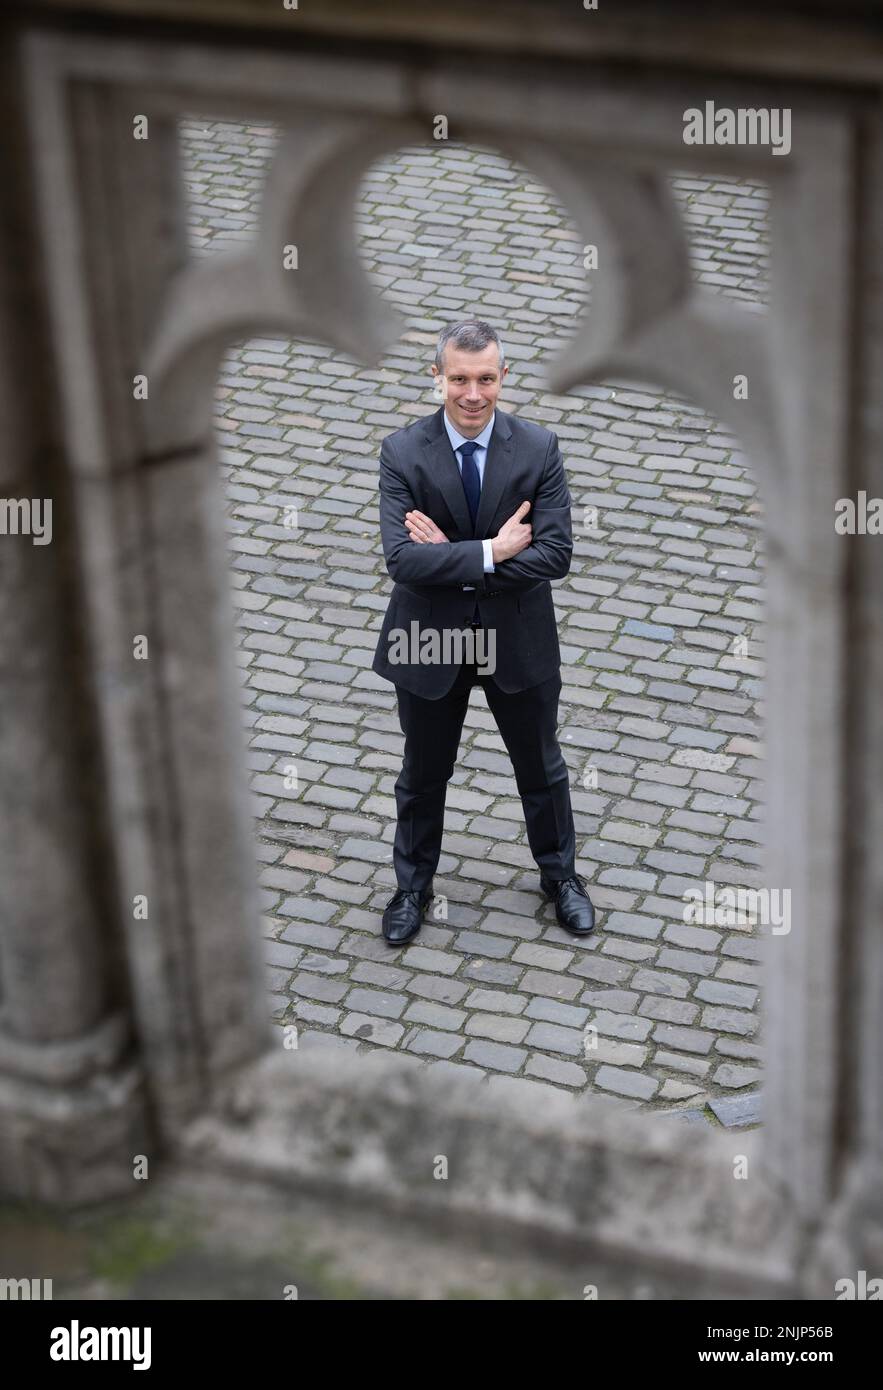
top-left (0, 18), bottom-right (878, 1293)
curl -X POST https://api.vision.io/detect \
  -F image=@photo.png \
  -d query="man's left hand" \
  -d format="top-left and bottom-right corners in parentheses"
top-left (405, 510), bottom-right (448, 544)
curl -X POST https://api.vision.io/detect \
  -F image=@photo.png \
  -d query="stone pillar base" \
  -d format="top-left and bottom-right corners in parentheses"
top-left (0, 1013), bottom-right (155, 1204)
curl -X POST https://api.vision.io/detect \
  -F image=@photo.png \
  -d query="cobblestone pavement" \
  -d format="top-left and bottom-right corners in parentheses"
top-left (181, 118), bottom-right (768, 1127)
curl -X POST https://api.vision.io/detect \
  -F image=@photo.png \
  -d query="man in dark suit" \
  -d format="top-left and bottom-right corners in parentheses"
top-left (372, 319), bottom-right (595, 944)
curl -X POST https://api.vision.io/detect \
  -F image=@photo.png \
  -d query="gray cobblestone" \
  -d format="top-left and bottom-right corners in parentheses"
top-left (290, 972), bottom-right (350, 1004)
top-left (403, 1000), bottom-right (466, 1031)
top-left (700, 1005), bottom-right (759, 1036)
top-left (343, 987), bottom-right (406, 1020)
top-left (404, 1028), bottom-right (464, 1059)
top-left (656, 947), bottom-right (718, 977)
top-left (525, 1054), bottom-right (588, 1088)
top-left (465, 988), bottom-right (528, 1014)
top-left (714, 1038), bottom-right (763, 1061)
top-left (694, 979), bottom-right (758, 1009)
top-left (653, 1048), bottom-right (711, 1076)
top-left (341, 1013), bottom-right (405, 1047)
top-left (708, 1090), bottom-right (762, 1128)
top-left (525, 1022), bottom-right (585, 1056)
top-left (591, 1010), bottom-right (654, 1042)
top-left (401, 946), bottom-right (462, 976)
top-left (463, 961), bottom-right (523, 987)
top-left (588, 1037), bottom-right (649, 1067)
top-left (713, 1062), bottom-right (763, 1088)
top-left (463, 1040), bottom-right (528, 1074)
top-left (291, 1001), bottom-right (342, 1027)
top-left (631, 967), bottom-right (691, 998)
top-left (465, 1013), bottom-right (531, 1044)
top-left (594, 1066), bottom-right (660, 1100)
top-left (350, 961), bottom-right (412, 989)
top-left (407, 974), bottom-right (471, 1005)
top-left (264, 941), bottom-right (304, 970)
top-left (523, 997), bottom-right (588, 1027)
top-left (652, 1023), bottom-right (716, 1054)
top-left (638, 995), bottom-right (700, 1024)
top-left (512, 942), bottom-right (575, 971)
top-left (453, 930), bottom-right (514, 959)
top-left (297, 951), bottom-right (349, 976)
top-left (664, 922), bottom-right (723, 951)
top-left (579, 988), bottom-right (640, 1013)
top-left (518, 969), bottom-right (584, 1000)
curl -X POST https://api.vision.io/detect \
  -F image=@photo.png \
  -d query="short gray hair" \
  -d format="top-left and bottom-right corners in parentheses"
top-left (435, 319), bottom-right (506, 373)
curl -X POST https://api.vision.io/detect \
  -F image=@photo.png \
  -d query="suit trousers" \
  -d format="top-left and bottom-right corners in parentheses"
top-left (392, 655), bottom-right (577, 892)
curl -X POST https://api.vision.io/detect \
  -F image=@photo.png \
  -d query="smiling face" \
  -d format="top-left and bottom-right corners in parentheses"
top-left (431, 342), bottom-right (508, 438)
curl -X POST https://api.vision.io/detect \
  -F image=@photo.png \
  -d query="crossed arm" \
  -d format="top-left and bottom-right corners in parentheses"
top-left (378, 432), bottom-right (573, 591)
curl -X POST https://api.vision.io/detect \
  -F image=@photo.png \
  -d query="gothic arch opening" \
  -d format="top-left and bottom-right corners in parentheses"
top-left (178, 119), bottom-right (769, 1128)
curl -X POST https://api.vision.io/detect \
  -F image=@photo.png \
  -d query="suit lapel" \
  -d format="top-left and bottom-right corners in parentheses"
top-left (474, 408), bottom-right (514, 538)
top-left (422, 406), bottom-right (472, 537)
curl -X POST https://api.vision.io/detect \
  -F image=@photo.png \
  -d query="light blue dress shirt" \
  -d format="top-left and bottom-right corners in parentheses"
top-left (443, 410), bottom-right (496, 577)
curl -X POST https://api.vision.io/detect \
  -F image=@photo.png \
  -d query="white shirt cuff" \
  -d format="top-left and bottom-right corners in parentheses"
top-left (482, 538), bottom-right (495, 572)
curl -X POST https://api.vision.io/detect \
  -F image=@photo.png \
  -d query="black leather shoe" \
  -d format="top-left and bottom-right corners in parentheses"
top-left (382, 885), bottom-right (433, 945)
top-left (540, 874), bottom-right (596, 936)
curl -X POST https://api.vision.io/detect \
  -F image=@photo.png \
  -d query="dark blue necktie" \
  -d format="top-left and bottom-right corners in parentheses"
top-left (459, 440), bottom-right (481, 530)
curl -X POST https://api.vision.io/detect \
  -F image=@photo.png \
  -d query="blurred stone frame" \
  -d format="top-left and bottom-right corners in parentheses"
top-left (1, 21), bottom-right (880, 1297)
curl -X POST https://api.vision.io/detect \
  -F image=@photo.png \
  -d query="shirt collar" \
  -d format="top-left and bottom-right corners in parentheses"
top-left (443, 408), bottom-right (496, 454)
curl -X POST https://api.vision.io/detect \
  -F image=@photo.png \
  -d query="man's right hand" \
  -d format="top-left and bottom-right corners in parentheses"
top-left (492, 501), bottom-right (532, 564)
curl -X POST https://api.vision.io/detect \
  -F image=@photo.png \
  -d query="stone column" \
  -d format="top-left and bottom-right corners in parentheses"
top-left (799, 97), bottom-right (883, 1295)
top-left (17, 41), bottom-right (273, 1146)
top-left (0, 36), bottom-right (151, 1203)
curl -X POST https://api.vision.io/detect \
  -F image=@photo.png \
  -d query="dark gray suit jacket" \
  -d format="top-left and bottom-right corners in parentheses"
top-left (372, 406), bottom-right (573, 698)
